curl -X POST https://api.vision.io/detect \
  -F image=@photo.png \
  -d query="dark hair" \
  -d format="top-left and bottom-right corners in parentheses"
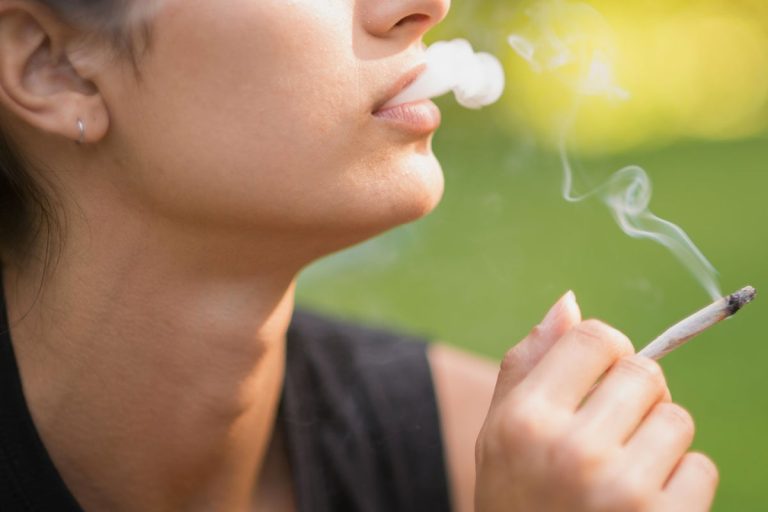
top-left (0, 1), bottom-right (144, 266)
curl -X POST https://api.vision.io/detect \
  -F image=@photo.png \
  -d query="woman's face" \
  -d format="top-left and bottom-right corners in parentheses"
top-left (102, 0), bottom-right (450, 249)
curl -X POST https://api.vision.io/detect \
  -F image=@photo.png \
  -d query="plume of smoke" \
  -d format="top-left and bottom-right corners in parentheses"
top-left (384, 39), bottom-right (505, 110)
top-left (509, 0), bottom-right (721, 300)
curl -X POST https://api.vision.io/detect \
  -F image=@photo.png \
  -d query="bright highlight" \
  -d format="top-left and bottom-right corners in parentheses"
top-left (498, 0), bottom-right (768, 153)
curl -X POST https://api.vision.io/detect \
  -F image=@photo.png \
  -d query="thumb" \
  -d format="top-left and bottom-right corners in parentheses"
top-left (492, 291), bottom-right (582, 403)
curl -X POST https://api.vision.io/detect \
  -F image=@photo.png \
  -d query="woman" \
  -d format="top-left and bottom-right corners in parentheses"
top-left (0, 0), bottom-right (719, 511)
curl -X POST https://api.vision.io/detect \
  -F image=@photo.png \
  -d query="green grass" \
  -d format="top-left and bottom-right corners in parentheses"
top-left (297, 101), bottom-right (768, 510)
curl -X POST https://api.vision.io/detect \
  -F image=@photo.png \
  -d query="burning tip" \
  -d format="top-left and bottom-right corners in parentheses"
top-left (726, 285), bottom-right (756, 315)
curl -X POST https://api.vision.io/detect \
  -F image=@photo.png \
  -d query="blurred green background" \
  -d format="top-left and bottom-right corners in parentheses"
top-left (298, 1), bottom-right (768, 510)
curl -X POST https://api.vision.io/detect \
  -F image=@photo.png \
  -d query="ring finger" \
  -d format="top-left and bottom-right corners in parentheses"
top-left (621, 402), bottom-right (696, 487)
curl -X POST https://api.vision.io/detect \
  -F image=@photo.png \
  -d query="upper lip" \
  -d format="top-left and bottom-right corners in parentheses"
top-left (372, 63), bottom-right (428, 114)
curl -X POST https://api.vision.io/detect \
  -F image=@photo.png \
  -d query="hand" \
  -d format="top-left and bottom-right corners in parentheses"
top-left (475, 292), bottom-right (719, 511)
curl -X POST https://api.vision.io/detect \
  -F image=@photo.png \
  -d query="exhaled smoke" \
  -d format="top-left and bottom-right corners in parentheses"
top-left (509, 0), bottom-right (721, 300)
top-left (384, 39), bottom-right (505, 110)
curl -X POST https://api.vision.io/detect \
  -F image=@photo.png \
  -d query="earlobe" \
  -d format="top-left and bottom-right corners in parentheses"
top-left (0, 3), bottom-right (109, 144)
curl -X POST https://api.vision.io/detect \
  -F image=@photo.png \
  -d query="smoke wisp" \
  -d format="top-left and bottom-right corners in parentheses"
top-left (509, 0), bottom-right (722, 300)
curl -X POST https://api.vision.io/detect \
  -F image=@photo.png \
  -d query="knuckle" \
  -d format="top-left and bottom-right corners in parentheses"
top-left (573, 319), bottom-right (634, 356)
top-left (615, 355), bottom-right (665, 386)
top-left (573, 319), bottom-right (610, 342)
top-left (656, 403), bottom-right (695, 436)
top-left (687, 452), bottom-right (720, 484)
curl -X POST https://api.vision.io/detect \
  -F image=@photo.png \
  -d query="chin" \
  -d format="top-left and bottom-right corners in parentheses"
top-left (359, 151), bottom-right (445, 232)
top-left (396, 159), bottom-right (445, 221)
top-left (292, 150), bottom-right (445, 258)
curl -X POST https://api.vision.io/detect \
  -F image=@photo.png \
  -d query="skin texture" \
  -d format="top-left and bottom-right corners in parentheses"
top-left (0, 1), bottom-right (718, 511)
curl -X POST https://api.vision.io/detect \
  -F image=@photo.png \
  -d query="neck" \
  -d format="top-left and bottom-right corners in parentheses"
top-left (3, 212), bottom-right (303, 511)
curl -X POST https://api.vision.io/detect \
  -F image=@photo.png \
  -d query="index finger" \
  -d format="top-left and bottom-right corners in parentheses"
top-left (492, 291), bottom-right (581, 406)
top-left (513, 319), bottom-right (634, 410)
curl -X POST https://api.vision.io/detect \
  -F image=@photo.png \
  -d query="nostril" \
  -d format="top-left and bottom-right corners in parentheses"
top-left (395, 13), bottom-right (430, 28)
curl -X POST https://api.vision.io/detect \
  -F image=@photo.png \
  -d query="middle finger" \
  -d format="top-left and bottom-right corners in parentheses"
top-left (576, 355), bottom-right (669, 443)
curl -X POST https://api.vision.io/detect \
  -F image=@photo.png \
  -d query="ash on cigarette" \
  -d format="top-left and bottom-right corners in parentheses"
top-left (727, 286), bottom-right (757, 315)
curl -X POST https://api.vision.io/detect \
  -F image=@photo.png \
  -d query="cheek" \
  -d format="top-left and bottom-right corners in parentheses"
top-left (107, 0), bottom-right (443, 231)
top-left (149, 0), bottom-right (360, 139)
top-left (122, 0), bottom-right (359, 185)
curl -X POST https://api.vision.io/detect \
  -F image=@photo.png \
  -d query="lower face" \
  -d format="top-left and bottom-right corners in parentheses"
top-left (104, 0), bottom-right (445, 252)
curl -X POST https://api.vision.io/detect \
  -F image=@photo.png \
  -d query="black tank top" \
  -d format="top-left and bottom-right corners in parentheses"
top-left (0, 285), bottom-right (452, 511)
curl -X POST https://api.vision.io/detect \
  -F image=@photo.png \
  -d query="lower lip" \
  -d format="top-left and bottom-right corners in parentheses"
top-left (372, 100), bottom-right (441, 136)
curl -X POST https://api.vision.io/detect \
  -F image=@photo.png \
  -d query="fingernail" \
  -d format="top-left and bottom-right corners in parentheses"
top-left (541, 290), bottom-right (575, 331)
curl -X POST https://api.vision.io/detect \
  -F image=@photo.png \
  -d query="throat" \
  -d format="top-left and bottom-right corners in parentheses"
top-left (3, 262), bottom-right (298, 512)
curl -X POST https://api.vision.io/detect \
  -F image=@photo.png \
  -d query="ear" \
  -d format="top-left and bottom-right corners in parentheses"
top-left (0, 1), bottom-right (109, 144)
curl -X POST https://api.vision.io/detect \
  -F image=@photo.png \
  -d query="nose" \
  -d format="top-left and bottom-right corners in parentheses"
top-left (361, 0), bottom-right (451, 41)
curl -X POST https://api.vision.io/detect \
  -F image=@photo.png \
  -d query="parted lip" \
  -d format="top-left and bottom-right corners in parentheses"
top-left (372, 63), bottom-right (428, 114)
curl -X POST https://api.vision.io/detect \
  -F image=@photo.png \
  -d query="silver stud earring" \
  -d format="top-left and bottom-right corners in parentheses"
top-left (76, 118), bottom-right (86, 144)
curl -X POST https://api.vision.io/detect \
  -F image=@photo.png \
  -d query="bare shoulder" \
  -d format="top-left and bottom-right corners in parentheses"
top-left (428, 343), bottom-right (499, 512)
